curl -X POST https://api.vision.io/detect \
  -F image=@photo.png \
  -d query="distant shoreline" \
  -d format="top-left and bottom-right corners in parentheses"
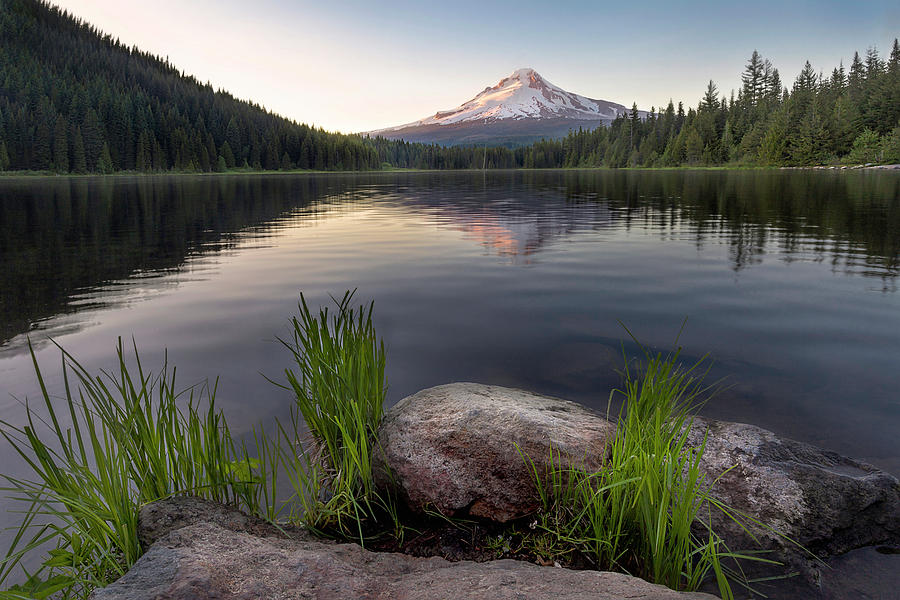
top-left (2, 164), bottom-right (900, 179)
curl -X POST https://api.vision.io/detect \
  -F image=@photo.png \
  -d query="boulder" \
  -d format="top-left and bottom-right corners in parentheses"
top-left (374, 382), bottom-right (617, 522)
top-left (91, 497), bottom-right (716, 600)
top-left (689, 416), bottom-right (900, 576)
top-left (376, 383), bottom-right (899, 576)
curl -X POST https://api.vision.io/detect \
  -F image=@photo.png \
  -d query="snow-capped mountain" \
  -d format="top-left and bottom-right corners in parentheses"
top-left (366, 68), bottom-right (636, 146)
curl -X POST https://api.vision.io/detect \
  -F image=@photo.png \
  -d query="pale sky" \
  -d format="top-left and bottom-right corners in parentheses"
top-left (53, 1), bottom-right (899, 134)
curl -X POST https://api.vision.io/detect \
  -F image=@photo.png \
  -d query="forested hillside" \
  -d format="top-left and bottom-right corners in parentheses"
top-left (0, 0), bottom-right (507, 172)
top-left (1, 0), bottom-right (897, 173)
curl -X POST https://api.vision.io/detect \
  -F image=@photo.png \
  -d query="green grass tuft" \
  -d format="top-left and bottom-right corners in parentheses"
top-left (277, 290), bottom-right (397, 543)
top-left (520, 344), bottom-right (775, 598)
top-left (0, 339), bottom-right (275, 598)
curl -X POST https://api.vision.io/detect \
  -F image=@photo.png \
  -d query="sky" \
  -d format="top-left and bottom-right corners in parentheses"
top-left (53, 0), bottom-right (899, 134)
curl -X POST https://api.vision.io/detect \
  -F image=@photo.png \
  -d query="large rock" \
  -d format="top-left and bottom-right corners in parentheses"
top-left (375, 383), bottom-right (617, 522)
top-left (689, 417), bottom-right (900, 576)
top-left (377, 383), bottom-right (899, 574)
top-left (91, 497), bottom-right (715, 600)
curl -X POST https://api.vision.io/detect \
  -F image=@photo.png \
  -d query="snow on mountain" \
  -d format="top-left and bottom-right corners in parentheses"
top-left (366, 68), bottom-right (635, 146)
top-left (417, 68), bottom-right (622, 126)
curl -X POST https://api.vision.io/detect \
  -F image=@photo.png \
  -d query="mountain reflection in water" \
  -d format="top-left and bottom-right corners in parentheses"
top-left (2, 170), bottom-right (898, 348)
top-left (0, 170), bottom-right (898, 476)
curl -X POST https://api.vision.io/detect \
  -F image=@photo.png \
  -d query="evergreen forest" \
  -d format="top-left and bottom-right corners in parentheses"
top-left (549, 45), bottom-right (900, 168)
top-left (1, 0), bottom-right (898, 174)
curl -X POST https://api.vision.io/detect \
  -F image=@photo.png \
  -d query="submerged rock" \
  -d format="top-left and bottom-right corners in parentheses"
top-left (91, 496), bottom-right (715, 600)
top-left (374, 382), bottom-right (617, 522)
top-left (689, 416), bottom-right (900, 577)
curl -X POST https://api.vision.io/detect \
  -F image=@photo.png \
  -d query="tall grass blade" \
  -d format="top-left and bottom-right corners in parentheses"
top-left (1, 338), bottom-right (278, 597)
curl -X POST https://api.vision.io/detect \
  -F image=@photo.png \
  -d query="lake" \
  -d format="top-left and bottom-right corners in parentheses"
top-left (1, 170), bottom-right (899, 595)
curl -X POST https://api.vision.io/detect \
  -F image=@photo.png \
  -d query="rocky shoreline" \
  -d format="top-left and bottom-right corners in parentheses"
top-left (93, 496), bottom-right (717, 600)
top-left (93, 383), bottom-right (900, 599)
top-left (782, 163), bottom-right (900, 170)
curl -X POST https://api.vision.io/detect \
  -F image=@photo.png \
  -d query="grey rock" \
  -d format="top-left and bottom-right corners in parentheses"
top-left (92, 497), bottom-right (715, 600)
top-left (377, 383), bottom-right (899, 572)
top-left (689, 416), bottom-right (900, 575)
top-left (138, 494), bottom-right (312, 549)
top-left (374, 382), bottom-right (617, 522)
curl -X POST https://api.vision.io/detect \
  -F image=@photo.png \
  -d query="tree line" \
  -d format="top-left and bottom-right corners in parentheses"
top-left (1, 0), bottom-right (898, 174)
top-left (539, 43), bottom-right (900, 168)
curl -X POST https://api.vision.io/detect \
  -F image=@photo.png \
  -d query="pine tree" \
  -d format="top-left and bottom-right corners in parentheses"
top-left (0, 141), bottom-right (10, 171)
top-left (759, 108), bottom-right (789, 165)
top-left (206, 135), bottom-right (217, 166)
top-left (791, 106), bottom-right (829, 165)
top-left (221, 141), bottom-right (236, 168)
top-left (153, 140), bottom-right (167, 171)
top-left (830, 62), bottom-right (846, 91)
top-left (794, 61), bottom-right (818, 95)
top-left (199, 145), bottom-right (211, 172)
top-left (629, 102), bottom-right (640, 152)
top-left (97, 142), bottom-right (114, 173)
top-left (889, 39), bottom-right (900, 75)
top-left (865, 46), bottom-right (883, 80)
top-left (299, 137), bottom-right (312, 169)
top-left (737, 120), bottom-right (766, 160)
top-left (880, 125), bottom-right (900, 162)
top-left (741, 50), bottom-right (766, 106)
top-left (829, 96), bottom-right (858, 155)
top-left (700, 80), bottom-right (720, 112)
top-left (52, 114), bottom-right (69, 172)
top-left (847, 129), bottom-right (881, 163)
top-left (32, 121), bottom-right (52, 170)
top-left (662, 100), bottom-right (675, 139)
top-left (883, 39), bottom-right (900, 131)
top-left (684, 127), bottom-right (704, 164)
top-left (136, 130), bottom-right (152, 171)
top-left (225, 117), bottom-right (241, 155)
top-left (266, 140), bottom-right (282, 170)
top-left (721, 120), bottom-right (735, 162)
top-left (249, 144), bottom-right (262, 169)
top-left (766, 68), bottom-right (782, 104)
top-left (81, 109), bottom-right (104, 171)
top-left (848, 52), bottom-right (865, 100)
top-left (71, 126), bottom-right (87, 173)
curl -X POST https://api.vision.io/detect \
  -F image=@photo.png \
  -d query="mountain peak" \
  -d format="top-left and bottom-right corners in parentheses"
top-left (412, 68), bottom-right (624, 126)
top-left (367, 69), bottom-right (635, 146)
top-left (496, 68), bottom-right (546, 91)
top-left (507, 67), bottom-right (540, 81)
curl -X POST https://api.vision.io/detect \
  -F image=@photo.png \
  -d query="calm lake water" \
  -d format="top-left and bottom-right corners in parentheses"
top-left (1, 170), bottom-right (899, 595)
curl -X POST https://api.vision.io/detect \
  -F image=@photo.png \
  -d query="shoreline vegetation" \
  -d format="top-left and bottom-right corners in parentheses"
top-left (1, 292), bottom-right (784, 600)
top-left (1, 162), bottom-right (899, 179)
top-left (1, 1), bottom-right (899, 177)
